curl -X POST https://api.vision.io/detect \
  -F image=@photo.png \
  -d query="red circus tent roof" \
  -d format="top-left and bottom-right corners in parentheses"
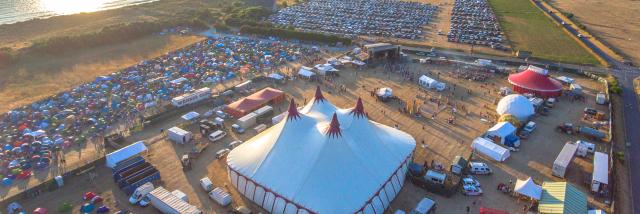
top-left (225, 87), bottom-right (284, 117)
top-left (508, 66), bottom-right (563, 92)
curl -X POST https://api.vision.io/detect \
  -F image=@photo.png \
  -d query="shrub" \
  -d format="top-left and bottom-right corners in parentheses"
top-left (607, 74), bottom-right (622, 94)
top-left (239, 25), bottom-right (352, 45)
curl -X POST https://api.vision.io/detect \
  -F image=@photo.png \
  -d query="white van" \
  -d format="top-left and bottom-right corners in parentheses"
top-left (200, 177), bottom-right (213, 192)
top-left (410, 197), bottom-right (436, 214)
top-left (208, 130), bottom-right (227, 142)
top-left (469, 162), bottom-right (492, 175)
top-left (424, 170), bottom-right (447, 184)
top-left (216, 149), bottom-right (230, 159)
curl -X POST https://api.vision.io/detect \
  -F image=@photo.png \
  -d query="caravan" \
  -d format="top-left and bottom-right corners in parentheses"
top-left (471, 137), bottom-right (510, 162)
top-left (418, 75), bottom-right (446, 91)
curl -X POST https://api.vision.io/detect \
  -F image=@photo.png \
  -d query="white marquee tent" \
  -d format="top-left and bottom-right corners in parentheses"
top-left (471, 137), bottom-right (510, 162)
top-left (515, 177), bottom-right (542, 200)
top-left (227, 87), bottom-right (416, 214)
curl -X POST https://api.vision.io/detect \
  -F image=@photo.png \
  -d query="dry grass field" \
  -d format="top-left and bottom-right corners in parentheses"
top-left (0, 35), bottom-right (205, 113)
top-left (547, 0), bottom-right (640, 64)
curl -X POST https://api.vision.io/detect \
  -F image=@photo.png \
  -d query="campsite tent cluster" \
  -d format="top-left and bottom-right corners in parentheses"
top-left (227, 87), bottom-right (416, 213)
top-left (448, 0), bottom-right (505, 49)
top-left (269, 0), bottom-right (439, 39)
top-left (0, 36), bottom-right (314, 186)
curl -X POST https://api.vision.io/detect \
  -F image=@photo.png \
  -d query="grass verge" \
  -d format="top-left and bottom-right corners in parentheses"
top-left (488, 0), bottom-right (599, 65)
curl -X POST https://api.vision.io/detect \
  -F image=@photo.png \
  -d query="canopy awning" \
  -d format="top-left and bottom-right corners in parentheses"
top-left (539, 182), bottom-right (587, 214)
top-left (514, 177), bottom-right (542, 200)
top-left (106, 141), bottom-right (147, 168)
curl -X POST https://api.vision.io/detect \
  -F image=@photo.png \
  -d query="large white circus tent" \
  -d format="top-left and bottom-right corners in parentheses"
top-left (226, 87), bottom-right (416, 214)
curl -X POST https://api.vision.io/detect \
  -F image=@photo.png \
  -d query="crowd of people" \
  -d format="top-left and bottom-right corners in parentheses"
top-left (448, 0), bottom-right (506, 50)
top-left (0, 36), bottom-right (315, 186)
top-left (269, 0), bottom-right (439, 39)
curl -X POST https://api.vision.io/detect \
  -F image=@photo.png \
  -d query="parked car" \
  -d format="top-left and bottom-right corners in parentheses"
top-left (208, 130), bottom-right (227, 142)
top-left (522, 121), bottom-right (536, 134)
top-left (462, 185), bottom-right (483, 196)
top-left (410, 197), bottom-right (436, 214)
top-left (545, 98), bottom-right (556, 107)
top-left (216, 149), bottom-right (231, 159)
top-left (416, 52), bottom-right (427, 56)
top-left (229, 140), bottom-right (243, 149)
top-left (231, 124), bottom-right (245, 134)
top-left (584, 107), bottom-right (598, 116)
top-left (469, 162), bottom-right (492, 175)
top-left (462, 176), bottom-right (481, 187)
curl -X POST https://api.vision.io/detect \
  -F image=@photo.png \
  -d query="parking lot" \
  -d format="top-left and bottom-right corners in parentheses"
top-left (11, 55), bottom-right (611, 213)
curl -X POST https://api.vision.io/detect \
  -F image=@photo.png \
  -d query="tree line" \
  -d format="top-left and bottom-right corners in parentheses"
top-left (239, 25), bottom-right (352, 45)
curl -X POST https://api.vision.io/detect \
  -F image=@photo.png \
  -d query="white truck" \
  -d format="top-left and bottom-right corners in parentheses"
top-left (147, 187), bottom-right (202, 214)
top-left (236, 112), bottom-right (258, 129)
top-left (552, 143), bottom-right (578, 178)
top-left (167, 127), bottom-right (192, 144)
top-left (129, 182), bottom-right (154, 205)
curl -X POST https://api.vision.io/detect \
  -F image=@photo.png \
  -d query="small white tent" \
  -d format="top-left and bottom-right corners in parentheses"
top-left (314, 63), bottom-right (338, 75)
top-left (106, 141), bottom-right (147, 168)
top-left (418, 75), bottom-right (445, 91)
top-left (471, 137), bottom-right (510, 162)
top-left (515, 177), bottom-right (542, 200)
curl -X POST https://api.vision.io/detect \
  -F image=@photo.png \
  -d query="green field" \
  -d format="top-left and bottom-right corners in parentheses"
top-left (488, 0), bottom-right (599, 65)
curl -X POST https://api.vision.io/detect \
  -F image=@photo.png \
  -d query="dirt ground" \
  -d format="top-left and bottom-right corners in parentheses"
top-left (547, 0), bottom-right (640, 63)
top-left (5, 55), bottom-right (615, 213)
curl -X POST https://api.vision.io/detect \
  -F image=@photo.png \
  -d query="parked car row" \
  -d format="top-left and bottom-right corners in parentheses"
top-left (269, 0), bottom-right (438, 39)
